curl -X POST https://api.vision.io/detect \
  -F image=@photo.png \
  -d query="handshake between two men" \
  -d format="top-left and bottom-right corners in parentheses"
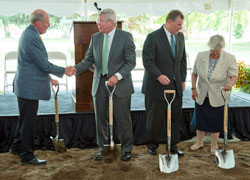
top-left (64, 65), bottom-right (119, 87)
top-left (50, 66), bottom-right (76, 86)
top-left (64, 65), bottom-right (118, 87)
top-left (65, 66), bottom-right (76, 77)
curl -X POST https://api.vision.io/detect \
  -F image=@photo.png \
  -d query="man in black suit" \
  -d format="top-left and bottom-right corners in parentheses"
top-left (142, 10), bottom-right (187, 156)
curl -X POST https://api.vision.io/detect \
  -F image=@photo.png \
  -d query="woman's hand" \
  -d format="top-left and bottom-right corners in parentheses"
top-left (224, 82), bottom-right (233, 91)
top-left (192, 88), bottom-right (198, 101)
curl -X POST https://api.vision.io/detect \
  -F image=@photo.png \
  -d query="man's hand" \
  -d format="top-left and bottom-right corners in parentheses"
top-left (107, 75), bottom-right (118, 86)
top-left (50, 78), bottom-right (58, 86)
top-left (65, 66), bottom-right (76, 77)
top-left (157, 74), bottom-right (170, 85)
top-left (182, 82), bottom-right (186, 92)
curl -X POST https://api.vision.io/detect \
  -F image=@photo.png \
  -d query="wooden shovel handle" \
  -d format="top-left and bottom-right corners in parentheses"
top-left (221, 86), bottom-right (230, 132)
top-left (164, 90), bottom-right (175, 137)
top-left (164, 90), bottom-right (175, 94)
top-left (52, 84), bottom-right (60, 123)
top-left (224, 105), bottom-right (228, 132)
top-left (55, 98), bottom-right (59, 123)
top-left (109, 99), bottom-right (113, 126)
top-left (167, 109), bottom-right (171, 136)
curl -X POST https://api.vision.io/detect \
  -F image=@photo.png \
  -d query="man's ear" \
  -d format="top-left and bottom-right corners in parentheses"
top-left (35, 20), bottom-right (41, 26)
top-left (168, 19), bottom-right (174, 24)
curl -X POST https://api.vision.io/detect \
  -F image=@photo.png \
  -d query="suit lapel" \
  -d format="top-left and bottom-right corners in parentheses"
top-left (209, 51), bottom-right (226, 80)
top-left (200, 51), bottom-right (210, 81)
top-left (97, 33), bottom-right (104, 68)
top-left (108, 28), bottom-right (119, 61)
top-left (160, 27), bottom-right (175, 60)
top-left (175, 35), bottom-right (180, 60)
top-left (30, 25), bottom-right (48, 57)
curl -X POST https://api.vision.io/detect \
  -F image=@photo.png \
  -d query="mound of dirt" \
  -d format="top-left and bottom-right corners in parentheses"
top-left (0, 141), bottom-right (249, 180)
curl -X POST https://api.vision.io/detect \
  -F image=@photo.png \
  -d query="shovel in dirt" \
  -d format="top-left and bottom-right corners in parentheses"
top-left (103, 81), bottom-right (120, 155)
top-left (159, 90), bottom-right (179, 173)
top-left (50, 84), bottom-right (67, 153)
top-left (215, 87), bottom-right (235, 169)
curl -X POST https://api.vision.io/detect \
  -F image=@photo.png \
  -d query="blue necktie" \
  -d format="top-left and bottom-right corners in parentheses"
top-left (170, 35), bottom-right (176, 59)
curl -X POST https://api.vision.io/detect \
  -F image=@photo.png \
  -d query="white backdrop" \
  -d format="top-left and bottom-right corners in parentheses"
top-left (0, 0), bottom-right (250, 17)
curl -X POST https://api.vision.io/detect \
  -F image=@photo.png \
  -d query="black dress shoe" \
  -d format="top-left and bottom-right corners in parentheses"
top-left (94, 151), bottom-right (103, 161)
top-left (147, 148), bottom-right (157, 155)
top-left (171, 149), bottom-right (184, 157)
top-left (120, 152), bottom-right (131, 161)
top-left (21, 158), bottom-right (46, 165)
top-left (9, 149), bottom-right (21, 156)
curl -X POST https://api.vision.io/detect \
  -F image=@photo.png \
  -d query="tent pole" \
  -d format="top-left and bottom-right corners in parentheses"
top-left (228, 0), bottom-right (233, 53)
top-left (84, 0), bottom-right (88, 21)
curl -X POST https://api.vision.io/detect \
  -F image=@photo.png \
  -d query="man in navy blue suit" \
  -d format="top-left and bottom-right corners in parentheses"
top-left (142, 10), bottom-right (187, 157)
top-left (9, 9), bottom-right (75, 165)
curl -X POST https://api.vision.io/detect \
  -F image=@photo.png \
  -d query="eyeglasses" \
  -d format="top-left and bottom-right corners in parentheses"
top-left (96, 20), bottom-right (107, 24)
top-left (210, 49), bottom-right (221, 54)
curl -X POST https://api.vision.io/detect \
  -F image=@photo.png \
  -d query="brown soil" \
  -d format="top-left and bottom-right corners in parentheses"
top-left (0, 141), bottom-right (249, 180)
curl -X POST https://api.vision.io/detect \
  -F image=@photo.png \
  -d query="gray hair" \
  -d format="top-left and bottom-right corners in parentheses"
top-left (30, 10), bottom-right (45, 24)
top-left (99, 8), bottom-right (117, 25)
top-left (208, 34), bottom-right (225, 50)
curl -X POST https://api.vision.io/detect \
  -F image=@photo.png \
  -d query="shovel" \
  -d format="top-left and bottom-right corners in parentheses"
top-left (159, 90), bottom-right (179, 173)
top-left (215, 87), bottom-right (235, 169)
top-left (50, 84), bottom-right (67, 153)
top-left (103, 81), bottom-right (120, 155)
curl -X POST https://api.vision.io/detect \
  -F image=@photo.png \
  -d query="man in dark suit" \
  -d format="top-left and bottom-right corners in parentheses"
top-left (142, 10), bottom-right (187, 156)
top-left (9, 9), bottom-right (75, 165)
top-left (74, 8), bottom-right (136, 161)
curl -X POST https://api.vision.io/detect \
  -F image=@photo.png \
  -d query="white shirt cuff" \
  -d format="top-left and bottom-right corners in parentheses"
top-left (115, 72), bottom-right (122, 80)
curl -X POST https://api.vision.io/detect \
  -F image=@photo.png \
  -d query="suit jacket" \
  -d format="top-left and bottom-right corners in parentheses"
top-left (193, 50), bottom-right (238, 107)
top-left (75, 28), bottom-right (136, 98)
top-left (14, 25), bottom-right (65, 100)
top-left (142, 26), bottom-right (187, 100)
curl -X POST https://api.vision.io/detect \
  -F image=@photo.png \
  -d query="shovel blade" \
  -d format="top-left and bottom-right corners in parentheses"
top-left (51, 136), bottom-right (67, 153)
top-left (103, 143), bottom-right (120, 156)
top-left (215, 149), bottom-right (235, 169)
top-left (159, 154), bottom-right (179, 173)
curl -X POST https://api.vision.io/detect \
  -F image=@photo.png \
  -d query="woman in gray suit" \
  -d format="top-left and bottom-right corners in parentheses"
top-left (190, 35), bottom-right (238, 155)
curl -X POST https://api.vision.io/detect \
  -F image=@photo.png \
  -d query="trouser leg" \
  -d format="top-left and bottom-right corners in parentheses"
top-left (113, 95), bottom-right (133, 153)
top-left (17, 97), bottom-right (38, 161)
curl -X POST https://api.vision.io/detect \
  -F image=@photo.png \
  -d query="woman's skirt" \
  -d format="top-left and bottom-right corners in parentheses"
top-left (195, 97), bottom-right (224, 133)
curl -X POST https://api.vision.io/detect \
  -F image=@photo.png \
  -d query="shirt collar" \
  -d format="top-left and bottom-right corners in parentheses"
top-left (163, 25), bottom-right (175, 42)
top-left (32, 24), bottom-right (40, 35)
top-left (107, 27), bottom-right (116, 39)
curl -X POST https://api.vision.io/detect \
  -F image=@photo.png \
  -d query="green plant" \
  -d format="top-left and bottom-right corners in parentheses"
top-left (235, 61), bottom-right (250, 93)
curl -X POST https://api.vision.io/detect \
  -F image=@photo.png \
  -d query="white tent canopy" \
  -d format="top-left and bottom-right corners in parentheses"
top-left (1, 0), bottom-right (250, 17)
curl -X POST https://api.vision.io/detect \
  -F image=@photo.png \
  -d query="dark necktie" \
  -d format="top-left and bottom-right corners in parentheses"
top-left (170, 35), bottom-right (176, 59)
